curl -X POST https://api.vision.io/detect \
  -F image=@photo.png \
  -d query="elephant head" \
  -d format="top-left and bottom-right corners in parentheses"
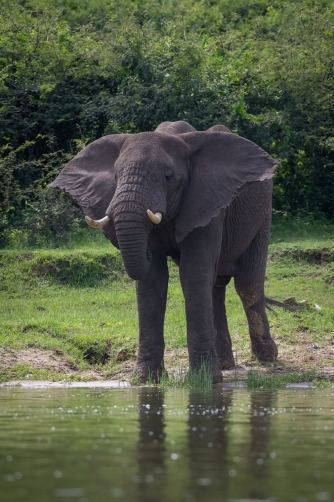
top-left (49, 121), bottom-right (277, 280)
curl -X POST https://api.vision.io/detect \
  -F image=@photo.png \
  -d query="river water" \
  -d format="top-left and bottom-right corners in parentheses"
top-left (0, 387), bottom-right (333, 502)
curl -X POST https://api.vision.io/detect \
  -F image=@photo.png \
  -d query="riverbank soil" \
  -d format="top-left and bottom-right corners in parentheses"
top-left (1, 335), bottom-right (334, 383)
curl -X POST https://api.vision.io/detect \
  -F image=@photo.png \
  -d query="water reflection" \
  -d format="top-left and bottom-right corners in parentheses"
top-left (185, 389), bottom-right (233, 498)
top-left (133, 388), bottom-right (277, 501)
top-left (1, 388), bottom-right (334, 502)
top-left (247, 390), bottom-right (276, 500)
top-left (136, 388), bottom-right (166, 502)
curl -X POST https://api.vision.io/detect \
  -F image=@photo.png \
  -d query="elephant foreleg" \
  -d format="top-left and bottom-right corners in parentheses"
top-left (179, 218), bottom-right (224, 383)
top-left (213, 277), bottom-right (235, 370)
top-left (133, 252), bottom-right (169, 383)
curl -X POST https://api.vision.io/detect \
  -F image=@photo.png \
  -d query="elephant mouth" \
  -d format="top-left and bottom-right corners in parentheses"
top-left (146, 247), bottom-right (152, 263)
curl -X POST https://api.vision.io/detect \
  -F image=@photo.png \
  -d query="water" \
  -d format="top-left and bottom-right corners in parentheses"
top-left (1, 387), bottom-right (334, 502)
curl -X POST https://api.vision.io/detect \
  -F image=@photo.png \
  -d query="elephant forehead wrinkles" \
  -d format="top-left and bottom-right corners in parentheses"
top-left (117, 156), bottom-right (176, 176)
top-left (116, 163), bottom-right (160, 183)
top-left (115, 182), bottom-right (155, 197)
top-left (121, 140), bottom-right (173, 160)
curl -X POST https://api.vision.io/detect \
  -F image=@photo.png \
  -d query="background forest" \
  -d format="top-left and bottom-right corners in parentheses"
top-left (1, 0), bottom-right (334, 247)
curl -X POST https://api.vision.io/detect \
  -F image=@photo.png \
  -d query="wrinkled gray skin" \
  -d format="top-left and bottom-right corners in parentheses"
top-left (50, 121), bottom-right (278, 383)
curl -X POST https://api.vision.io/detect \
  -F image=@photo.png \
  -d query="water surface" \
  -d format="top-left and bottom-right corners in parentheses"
top-left (1, 387), bottom-right (333, 502)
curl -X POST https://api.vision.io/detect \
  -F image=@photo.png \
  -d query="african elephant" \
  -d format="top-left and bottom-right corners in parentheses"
top-left (50, 121), bottom-right (278, 383)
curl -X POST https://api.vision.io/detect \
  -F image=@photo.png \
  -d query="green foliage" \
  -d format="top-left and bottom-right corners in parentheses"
top-left (0, 0), bottom-right (334, 246)
top-left (0, 248), bottom-right (123, 290)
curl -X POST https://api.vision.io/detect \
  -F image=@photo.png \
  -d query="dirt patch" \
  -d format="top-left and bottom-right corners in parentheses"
top-left (1, 338), bottom-right (333, 382)
top-left (105, 338), bottom-right (334, 381)
top-left (0, 348), bottom-right (101, 380)
top-left (174, 341), bottom-right (334, 380)
top-left (224, 334), bottom-right (334, 380)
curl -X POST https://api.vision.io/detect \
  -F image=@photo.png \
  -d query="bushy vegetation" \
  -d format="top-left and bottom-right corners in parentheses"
top-left (1, 0), bottom-right (334, 246)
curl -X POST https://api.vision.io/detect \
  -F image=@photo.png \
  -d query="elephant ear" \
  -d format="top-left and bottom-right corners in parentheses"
top-left (175, 131), bottom-right (277, 243)
top-left (49, 134), bottom-right (130, 244)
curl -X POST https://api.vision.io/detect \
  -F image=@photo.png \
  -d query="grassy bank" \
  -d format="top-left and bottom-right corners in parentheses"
top-left (0, 215), bottom-right (334, 386)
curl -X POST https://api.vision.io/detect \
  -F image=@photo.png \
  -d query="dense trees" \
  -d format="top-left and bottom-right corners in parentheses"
top-left (1, 0), bottom-right (333, 245)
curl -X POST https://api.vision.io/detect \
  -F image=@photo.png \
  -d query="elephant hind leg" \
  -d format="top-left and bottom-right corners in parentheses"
top-left (234, 217), bottom-right (277, 362)
top-left (234, 288), bottom-right (278, 362)
top-left (213, 276), bottom-right (235, 370)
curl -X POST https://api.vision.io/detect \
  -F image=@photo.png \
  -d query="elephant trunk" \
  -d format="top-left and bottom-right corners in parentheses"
top-left (115, 225), bottom-right (151, 280)
top-left (108, 168), bottom-right (166, 280)
top-left (113, 201), bottom-right (153, 281)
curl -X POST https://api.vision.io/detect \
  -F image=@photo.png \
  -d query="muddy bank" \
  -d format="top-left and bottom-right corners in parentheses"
top-left (1, 342), bottom-right (334, 383)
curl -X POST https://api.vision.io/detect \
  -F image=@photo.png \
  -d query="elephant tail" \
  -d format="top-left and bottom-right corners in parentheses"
top-left (265, 296), bottom-right (304, 313)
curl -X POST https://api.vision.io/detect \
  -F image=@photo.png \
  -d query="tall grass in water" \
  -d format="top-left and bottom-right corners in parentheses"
top-left (144, 362), bottom-right (213, 389)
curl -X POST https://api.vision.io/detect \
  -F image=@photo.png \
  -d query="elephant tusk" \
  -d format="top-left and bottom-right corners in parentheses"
top-left (147, 210), bottom-right (162, 224)
top-left (85, 215), bottom-right (110, 229)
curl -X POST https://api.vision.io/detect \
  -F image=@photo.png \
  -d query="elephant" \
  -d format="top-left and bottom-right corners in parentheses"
top-left (50, 120), bottom-right (278, 383)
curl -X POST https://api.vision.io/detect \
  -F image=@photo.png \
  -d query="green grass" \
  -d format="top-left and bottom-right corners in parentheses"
top-left (0, 364), bottom-right (82, 383)
top-left (270, 212), bottom-right (334, 244)
top-left (0, 214), bottom-right (334, 384)
top-left (245, 369), bottom-right (318, 390)
top-left (4, 225), bottom-right (113, 251)
top-left (269, 212), bottom-right (334, 258)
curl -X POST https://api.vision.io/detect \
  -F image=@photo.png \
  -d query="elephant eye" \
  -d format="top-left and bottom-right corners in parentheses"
top-left (165, 170), bottom-right (173, 182)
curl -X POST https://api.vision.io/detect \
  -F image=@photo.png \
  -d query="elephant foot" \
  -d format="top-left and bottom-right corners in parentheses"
top-left (212, 366), bottom-right (223, 384)
top-left (218, 356), bottom-right (236, 370)
top-left (251, 338), bottom-right (278, 362)
top-left (131, 362), bottom-right (165, 384)
top-left (216, 337), bottom-right (235, 370)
